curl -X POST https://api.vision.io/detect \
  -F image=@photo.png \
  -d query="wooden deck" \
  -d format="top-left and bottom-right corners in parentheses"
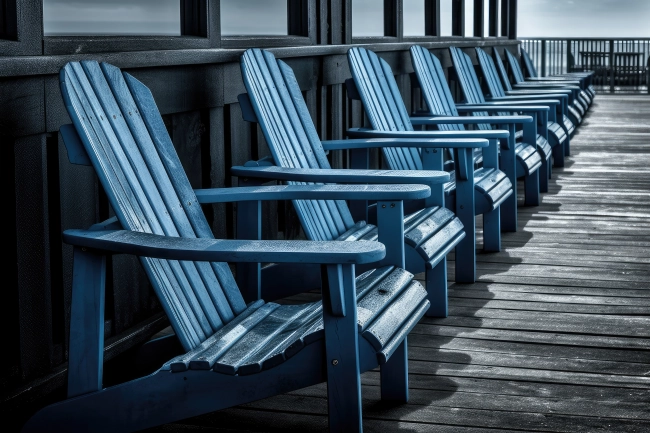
top-left (152, 94), bottom-right (650, 432)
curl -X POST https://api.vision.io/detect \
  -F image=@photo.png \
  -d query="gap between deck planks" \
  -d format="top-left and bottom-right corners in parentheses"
top-left (148, 95), bottom-right (650, 431)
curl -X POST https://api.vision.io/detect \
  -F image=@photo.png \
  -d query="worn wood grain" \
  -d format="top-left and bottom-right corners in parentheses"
top-left (155, 88), bottom-right (650, 431)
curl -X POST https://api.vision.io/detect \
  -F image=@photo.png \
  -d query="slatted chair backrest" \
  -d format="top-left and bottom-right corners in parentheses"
top-left (448, 47), bottom-right (496, 131)
top-left (521, 48), bottom-right (539, 78)
top-left (409, 45), bottom-right (465, 133)
top-left (492, 49), bottom-right (515, 92)
top-left (240, 49), bottom-right (356, 241)
top-left (347, 46), bottom-right (423, 171)
top-left (475, 47), bottom-right (508, 98)
top-left (60, 61), bottom-right (247, 352)
top-left (505, 49), bottom-right (528, 84)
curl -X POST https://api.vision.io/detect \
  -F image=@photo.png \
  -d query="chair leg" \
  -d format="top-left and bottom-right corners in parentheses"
top-left (524, 171), bottom-right (540, 206)
top-left (552, 142), bottom-right (565, 167)
top-left (539, 157), bottom-right (549, 193)
top-left (425, 260), bottom-right (448, 317)
top-left (483, 207), bottom-right (501, 252)
top-left (499, 142), bottom-right (517, 232)
top-left (564, 135), bottom-right (571, 157)
top-left (323, 265), bottom-right (363, 433)
top-left (380, 339), bottom-right (409, 402)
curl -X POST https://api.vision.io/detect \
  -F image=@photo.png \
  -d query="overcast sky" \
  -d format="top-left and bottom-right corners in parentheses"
top-left (517, 0), bottom-right (650, 37)
top-left (42, 0), bottom-right (650, 38)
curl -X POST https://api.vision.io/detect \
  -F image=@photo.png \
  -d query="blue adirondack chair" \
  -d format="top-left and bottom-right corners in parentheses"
top-left (234, 49), bottom-right (488, 315)
top-left (449, 46), bottom-right (570, 168)
top-left (505, 49), bottom-right (594, 110)
top-left (409, 45), bottom-right (544, 205)
top-left (344, 46), bottom-right (527, 284)
top-left (22, 60), bottom-right (436, 432)
top-left (473, 47), bottom-right (580, 168)
top-left (492, 48), bottom-right (589, 123)
top-left (477, 47), bottom-right (583, 129)
top-left (521, 48), bottom-right (596, 98)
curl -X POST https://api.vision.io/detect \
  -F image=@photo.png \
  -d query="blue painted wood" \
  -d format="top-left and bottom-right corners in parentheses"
top-left (36, 59), bottom-right (444, 433)
top-left (322, 264), bottom-right (362, 432)
top-left (67, 247), bottom-right (106, 398)
top-left (62, 229), bottom-right (387, 265)
top-left (213, 304), bottom-right (316, 375)
top-left (195, 184), bottom-right (433, 203)
top-left (231, 165), bottom-right (450, 185)
top-left (410, 45), bottom-right (542, 222)
top-left (347, 46), bottom-right (517, 286)
top-left (163, 299), bottom-right (265, 372)
top-left (521, 48), bottom-right (595, 87)
top-left (377, 200), bottom-right (406, 268)
top-left (239, 48), bottom-right (471, 316)
top-left (506, 49), bottom-right (593, 108)
top-left (62, 62), bottom-right (208, 348)
top-left (60, 123), bottom-right (92, 166)
top-left (376, 299), bottom-right (429, 364)
top-left (356, 268), bottom-right (413, 332)
top-left (450, 47), bottom-right (561, 194)
top-left (236, 200), bottom-right (262, 303)
top-left (321, 137), bottom-right (490, 149)
top-left (380, 339), bottom-right (409, 402)
top-left (477, 47), bottom-right (582, 141)
top-left (123, 69), bottom-right (249, 319)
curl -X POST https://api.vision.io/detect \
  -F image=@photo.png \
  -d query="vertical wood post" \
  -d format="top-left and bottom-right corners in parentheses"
top-left (452, 0), bottom-right (464, 36)
top-left (425, 0), bottom-right (441, 36)
top-left (488, 0), bottom-right (498, 36)
top-left (609, 39), bottom-right (615, 92)
top-left (473, 0), bottom-right (484, 37)
top-left (541, 39), bottom-right (547, 77)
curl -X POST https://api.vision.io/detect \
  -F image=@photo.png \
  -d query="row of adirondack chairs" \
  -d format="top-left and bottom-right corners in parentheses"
top-left (21, 45), bottom-right (593, 432)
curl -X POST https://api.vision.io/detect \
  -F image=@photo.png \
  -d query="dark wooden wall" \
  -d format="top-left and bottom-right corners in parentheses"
top-left (0, 0), bottom-right (520, 416)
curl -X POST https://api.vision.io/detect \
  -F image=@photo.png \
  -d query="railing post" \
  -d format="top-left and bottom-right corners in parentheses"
top-left (609, 39), bottom-right (615, 92)
top-left (541, 39), bottom-right (546, 77)
top-left (566, 39), bottom-right (572, 74)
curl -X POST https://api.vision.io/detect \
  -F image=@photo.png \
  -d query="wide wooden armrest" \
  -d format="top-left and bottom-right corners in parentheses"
top-left (346, 127), bottom-right (509, 140)
top-left (525, 77), bottom-right (581, 85)
top-left (490, 94), bottom-right (569, 103)
top-left (514, 82), bottom-right (580, 90)
top-left (410, 115), bottom-right (532, 125)
top-left (230, 165), bottom-right (450, 185)
top-left (194, 184), bottom-right (430, 203)
top-left (505, 89), bottom-right (572, 96)
top-left (456, 104), bottom-right (551, 113)
top-left (62, 229), bottom-right (386, 265)
top-left (321, 137), bottom-right (488, 150)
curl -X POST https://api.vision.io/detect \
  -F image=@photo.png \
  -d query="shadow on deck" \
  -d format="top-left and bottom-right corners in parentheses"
top-left (149, 94), bottom-right (650, 432)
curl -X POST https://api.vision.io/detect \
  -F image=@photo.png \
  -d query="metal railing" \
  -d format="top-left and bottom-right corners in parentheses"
top-left (519, 38), bottom-right (650, 93)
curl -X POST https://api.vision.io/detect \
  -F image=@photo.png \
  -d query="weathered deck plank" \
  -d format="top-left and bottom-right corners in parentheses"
top-left (150, 94), bottom-right (650, 432)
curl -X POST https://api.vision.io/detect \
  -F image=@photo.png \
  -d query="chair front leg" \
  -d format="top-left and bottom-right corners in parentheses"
top-left (522, 120), bottom-right (540, 206)
top-left (497, 126), bottom-right (518, 233)
top-left (380, 339), bottom-right (409, 402)
top-left (482, 139), bottom-right (502, 251)
top-left (68, 246), bottom-right (107, 398)
top-left (421, 150), bottom-right (451, 314)
top-left (322, 264), bottom-right (363, 433)
top-left (453, 147), bottom-right (476, 283)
